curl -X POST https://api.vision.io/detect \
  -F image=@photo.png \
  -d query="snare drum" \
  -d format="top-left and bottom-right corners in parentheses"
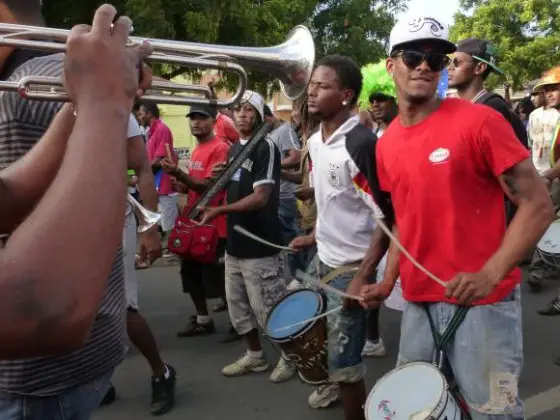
top-left (265, 289), bottom-right (328, 385)
top-left (365, 362), bottom-right (461, 420)
top-left (537, 220), bottom-right (560, 268)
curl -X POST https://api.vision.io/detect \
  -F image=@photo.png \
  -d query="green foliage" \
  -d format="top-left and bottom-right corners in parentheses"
top-left (450, 0), bottom-right (560, 90)
top-left (42, 0), bottom-right (407, 98)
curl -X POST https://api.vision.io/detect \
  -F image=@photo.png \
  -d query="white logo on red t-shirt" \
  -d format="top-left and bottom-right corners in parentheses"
top-left (429, 148), bottom-right (450, 164)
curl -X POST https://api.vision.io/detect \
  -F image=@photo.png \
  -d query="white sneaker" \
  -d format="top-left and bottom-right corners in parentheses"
top-left (362, 338), bottom-right (387, 357)
top-left (222, 354), bottom-right (269, 377)
top-left (269, 357), bottom-right (296, 383)
top-left (308, 383), bottom-right (340, 408)
top-left (287, 279), bottom-right (302, 290)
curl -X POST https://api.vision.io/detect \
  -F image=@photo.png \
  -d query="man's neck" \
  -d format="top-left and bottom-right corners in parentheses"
top-left (456, 79), bottom-right (485, 102)
top-left (398, 96), bottom-right (441, 127)
top-left (239, 129), bottom-right (254, 141)
top-left (196, 132), bottom-right (214, 143)
top-left (271, 119), bottom-right (282, 130)
top-left (321, 109), bottom-right (352, 141)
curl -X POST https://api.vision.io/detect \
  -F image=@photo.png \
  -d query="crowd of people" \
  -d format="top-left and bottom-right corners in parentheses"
top-left (0, 1), bottom-right (559, 420)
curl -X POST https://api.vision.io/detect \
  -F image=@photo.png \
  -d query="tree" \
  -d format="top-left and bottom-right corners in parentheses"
top-left (311, 0), bottom-right (406, 68)
top-left (42, 0), bottom-right (406, 97)
top-left (450, 0), bottom-right (560, 90)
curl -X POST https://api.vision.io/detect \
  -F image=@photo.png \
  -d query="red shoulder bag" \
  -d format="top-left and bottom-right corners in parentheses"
top-left (167, 215), bottom-right (219, 263)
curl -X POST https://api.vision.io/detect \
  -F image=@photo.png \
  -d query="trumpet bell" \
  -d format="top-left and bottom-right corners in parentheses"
top-left (128, 194), bottom-right (161, 233)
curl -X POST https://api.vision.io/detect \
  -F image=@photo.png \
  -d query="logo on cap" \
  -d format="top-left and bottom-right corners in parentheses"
top-left (408, 17), bottom-right (444, 37)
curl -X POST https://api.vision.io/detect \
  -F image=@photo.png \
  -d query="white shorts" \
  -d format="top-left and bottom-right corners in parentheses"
top-left (376, 252), bottom-right (405, 312)
top-left (158, 194), bottom-right (179, 232)
top-left (123, 212), bottom-right (139, 310)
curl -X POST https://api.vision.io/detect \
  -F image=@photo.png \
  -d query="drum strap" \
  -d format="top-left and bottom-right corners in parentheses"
top-left (423, 305), bottom-right (470, 353)
top-left (319, 262), bottom-right (361, 285)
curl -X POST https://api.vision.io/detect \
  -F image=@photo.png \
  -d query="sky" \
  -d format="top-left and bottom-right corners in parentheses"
top-left (398, 0), bottom-right (461, 25)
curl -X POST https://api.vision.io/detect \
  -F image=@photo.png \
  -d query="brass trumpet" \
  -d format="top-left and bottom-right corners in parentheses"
top-left (128, 194), bottom-right (161, 233)
top-left (0, 23), bottom-right (315, 106)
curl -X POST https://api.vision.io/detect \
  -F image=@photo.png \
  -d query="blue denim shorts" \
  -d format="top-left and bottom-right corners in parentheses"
top-left (397, 287), bottom-right (524, 420)
top-left (0, 369), bottom-right (113, 420)
top-left (307, 255), bottom-right (367, 383)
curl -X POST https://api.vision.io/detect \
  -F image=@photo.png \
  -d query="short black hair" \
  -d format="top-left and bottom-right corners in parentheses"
top-left (140, 100), bottom-right (160, 119)
top-left (316, 55), bottom-right (362, 107)
top-left (481, 66), bottom-right (492, 81)
top-left (3, 0), bottom-right (43, 23)
top-left (368, 92), bottom-right (396, 104)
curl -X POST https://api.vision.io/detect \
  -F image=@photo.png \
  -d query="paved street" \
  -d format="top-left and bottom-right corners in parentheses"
top-left (94, 262), bottom-right (560, 420)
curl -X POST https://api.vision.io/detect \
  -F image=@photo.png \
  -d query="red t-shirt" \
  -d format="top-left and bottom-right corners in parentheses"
top-left (186, 136), bottom-right (230, 238)
top-left (146, 119), bottom-right (175, 196)
top-left (376, 98), bottom-right (530, 305)
top-left (215, 114), bottom-right (239, 145)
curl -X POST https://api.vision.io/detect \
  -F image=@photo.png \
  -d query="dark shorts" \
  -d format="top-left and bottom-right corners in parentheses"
top-left (180, 239), bottom-right (226, 299)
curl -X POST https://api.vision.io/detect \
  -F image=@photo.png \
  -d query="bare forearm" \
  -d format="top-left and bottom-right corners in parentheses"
top-left (355, 226), bottom-right (389, 282)
top-left (0, 105), bottom-right (74, 233)
top-left (542, 163), bottom-right (560, 181)
top-left (136, 168), bottom-right (158, 212)
top-left (281, 154), bottom-right (301, 170)
top-left (484, 198), bottom-right (553, 282)
top-left (175, 169), bottom-right (209, 194)
top-left (382, 229), bottom-right (400, 287)
top-left (0, 103), bottom-right (130, 356)
top-left (489, 162), bottom-right (554, 282)
top-left (219, 189), bottom-right (269, 214)
top-left (281, 169), bottom-right (304, 184)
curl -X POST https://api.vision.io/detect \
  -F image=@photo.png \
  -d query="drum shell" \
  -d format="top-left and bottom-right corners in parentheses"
top-left (364, 362), bottom-right (462, 420)
top-left (265, 290), bottom-right (329, 385)
top-left (536, 220), bottom-right (560, 268)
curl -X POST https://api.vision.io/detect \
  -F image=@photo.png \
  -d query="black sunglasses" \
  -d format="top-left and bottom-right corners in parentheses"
top-left (391, 50), bottom-right (451, 72)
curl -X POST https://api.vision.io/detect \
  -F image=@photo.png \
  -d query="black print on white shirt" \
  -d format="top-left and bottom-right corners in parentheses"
top-left (328, 163), bottom-right (341, 189)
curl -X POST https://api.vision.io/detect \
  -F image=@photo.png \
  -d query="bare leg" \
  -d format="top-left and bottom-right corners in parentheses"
top-left (127, 309), bottom-right (166, 377)
top-left (340, 381), bottom-right (366, 420)
top-left (245, 328), bottom-right (262, 352)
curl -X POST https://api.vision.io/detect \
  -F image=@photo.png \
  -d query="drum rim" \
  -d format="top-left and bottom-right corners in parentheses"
top-left (264, 288), bottom-right (324, 341)
top-left (364, 362), bottom-right (448, 419)
top-left (537, 219), bottom-right (560, 252)
top-left (535, 248), bottom-right (560, 268)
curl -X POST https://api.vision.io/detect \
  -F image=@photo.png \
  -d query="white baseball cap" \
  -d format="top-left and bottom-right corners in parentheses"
top-left (389, 16), bottom-right (456, 55)
top-left (240, 90), bottom-right (265, 121)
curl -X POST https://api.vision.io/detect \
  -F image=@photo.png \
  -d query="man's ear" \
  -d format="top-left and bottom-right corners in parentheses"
top-left (386, 58), bottom-right (395, 78)
top-left (474, 61), bottom-right (488, 77)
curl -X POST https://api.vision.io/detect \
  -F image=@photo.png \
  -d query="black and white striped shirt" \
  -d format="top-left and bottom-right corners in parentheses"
top-left (0, 51), bottom-right (126, 395)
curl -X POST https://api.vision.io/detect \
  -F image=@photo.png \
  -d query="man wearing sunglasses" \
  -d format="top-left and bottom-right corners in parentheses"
top-left (360, 15), bottom-right (553, 420)
top-left (448, 39), bottom-right (528, 227)
top-left (448, 38), bottom-right (528, 149)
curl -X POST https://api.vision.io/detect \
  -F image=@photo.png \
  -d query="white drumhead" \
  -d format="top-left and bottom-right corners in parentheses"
top-left (365, 362), bottom-right (445, 420)
top-left (538, 221), bottom-right (560, 254)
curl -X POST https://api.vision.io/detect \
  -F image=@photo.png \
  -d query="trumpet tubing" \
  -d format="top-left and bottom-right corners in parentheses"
top-left (0, 23), bottom-right (315, 105)
top-left (0, 76), bottom-right (217, 106)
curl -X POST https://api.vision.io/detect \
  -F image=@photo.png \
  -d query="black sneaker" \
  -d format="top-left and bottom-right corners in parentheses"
top-left (220, 324), bottom-right (242, 343)
top-left (177, 319), bottom-right (216, 337)
top-left (100, 383), bottom-right (116, 406)
top-left (150, 364), bottom-right (176, 416)
top-left (527, 279), bottom-right (543, 294)
top-left (537, 298), bottom-right (560, 316)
